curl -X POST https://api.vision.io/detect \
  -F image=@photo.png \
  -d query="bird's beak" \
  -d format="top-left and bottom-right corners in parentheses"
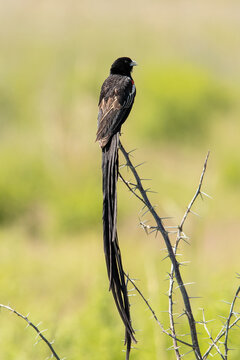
top-left (131, 60), bottom-right (137, 66)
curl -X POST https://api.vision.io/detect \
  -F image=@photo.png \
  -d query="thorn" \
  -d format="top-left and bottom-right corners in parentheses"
top-left (140, 225), bottom-right (148, 235)
top-left (177, 312), bottom-right (186, 318)
top-left (34, 338), bottom-right (42, 346)
top-left (127, 148), bottom-right (138, 155)
top-left (35, 329), bottom-right (48, 339)
top-left (142, 208), bottom-right (151, 217)
top-left (201, 191), bottom-right (213, 199)
top-left (140, 204), bottom-right (147, 212)
top-left (190, 210), bottom-right (201, 217)
top-left (175, 282), bottom-right (196, 289)
top-left (221, 301), bottom-right (231, 305)
top-left (162, 254), bottom-right (170, 261)
top-left (134, 161), bottom-right (146, 168)
top-left (180, 237), bottom-right (191, 246)
top-left (125, 277), bottom-right (140, 282)
top-left (166, 273), bottom-right (173, 281)
top-left (133, 328), bottom-right (143, 333)
top-left (189, 296), bottom-right (202, 299)
top-left (149, 228), bottom-right (158, 235)
top-left (181, 232), bottom-right (190, 240)
top-left (180, 333), bottom-right (191, 337)
top-left (179, 261), bottom-right (191, 266)
top-left (131, 186), bottom-right (139, 192)
top-left (181, 349), bottom-right (194, 357)
top-left (119, 163), bottom-right (127, 169)
top-left (139, 219), bottom-right (151, 225)
top-left (205, 319), bottom-right (216, 324)
top-left (145, 188), bottom-right (158, 194)
top-left (167, 345), bottom-right (181, 351)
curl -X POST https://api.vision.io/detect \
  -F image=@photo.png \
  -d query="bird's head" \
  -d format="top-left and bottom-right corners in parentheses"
top-left (110, 57), bottom-right (137, 76)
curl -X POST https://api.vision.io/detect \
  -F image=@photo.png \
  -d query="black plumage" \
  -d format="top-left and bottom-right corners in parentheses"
top-left (96, 57), bottom-right (137, 359)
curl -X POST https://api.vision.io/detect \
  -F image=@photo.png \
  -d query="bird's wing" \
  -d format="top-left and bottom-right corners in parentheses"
top-left (96, 76), bottom-right (136, 148)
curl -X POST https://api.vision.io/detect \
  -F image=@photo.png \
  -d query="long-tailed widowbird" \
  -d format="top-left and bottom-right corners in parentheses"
top-left (96, 57), bottom-right (137, 359)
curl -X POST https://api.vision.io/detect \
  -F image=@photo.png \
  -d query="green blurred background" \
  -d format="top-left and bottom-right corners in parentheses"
top-left (0, 1), bottom-right (240, 359)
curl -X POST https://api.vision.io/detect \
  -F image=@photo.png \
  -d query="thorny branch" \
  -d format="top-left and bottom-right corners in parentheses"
top-left (202, 317), bottom-right (240, 359)
top-left (0, 304), bottom-right (61, 360)
top-left (168, 152), bottom-right (210, 359)
top-left (119, 142), bottom-right (240, 360)
top-left (119, 141), bottom-right (203, 360)
top-left (224, 286), bottom-right (240, 359)
top-left (179, 152), bottom-right (210, 233)
top-left (200, 309), bottom-right (224, 359)
top-left (124, 273), bottom-right (193, 349)
top-left (202, 284), bottom-right (240, 359)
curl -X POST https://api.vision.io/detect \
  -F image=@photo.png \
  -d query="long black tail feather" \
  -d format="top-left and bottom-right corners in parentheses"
top-left (102, 134), bottom-right (136, 359)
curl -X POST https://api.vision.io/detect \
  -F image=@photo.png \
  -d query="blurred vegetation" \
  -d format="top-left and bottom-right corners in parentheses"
top-left (0, 0), bottom-right (240, 359)
top-left (138, 64), bottom-right (232, 143)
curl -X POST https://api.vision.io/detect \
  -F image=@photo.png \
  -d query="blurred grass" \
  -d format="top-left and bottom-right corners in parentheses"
top-left (0, 0), bottom-right (240, 359)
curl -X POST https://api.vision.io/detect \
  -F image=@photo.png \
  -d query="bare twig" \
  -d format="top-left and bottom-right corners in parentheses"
top-left (200, 309), bottom-right (224, 359)
top-left (168, 269), bottom-right (181, 360)
top-left (203, 316), bottom-right (240, 359)
top-left (119, 142), bottom-right (202, 360)
top-left (0, 304), bottom-right (61, 360)
top-left (179, 152), bottom-right (210, 234)
top-left (203, 286), bottom-right (240, 359)
top-left (124, 273), bottom-right (193, 349)
top-left (224, 286), bottom-right (240, 359)
top-left (168, 152), bottom-right (210, 359)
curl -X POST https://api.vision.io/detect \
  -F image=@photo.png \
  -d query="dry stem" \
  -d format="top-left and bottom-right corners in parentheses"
top-left (0, 304), bottom-right (61, 360)
top-left (119, 141), bottom-right (202, 360)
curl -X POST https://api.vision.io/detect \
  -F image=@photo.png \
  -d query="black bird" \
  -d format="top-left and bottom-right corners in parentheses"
top-left (96, 57), bottom-right (137, 359)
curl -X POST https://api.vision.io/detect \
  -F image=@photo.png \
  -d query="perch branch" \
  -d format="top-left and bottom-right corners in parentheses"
top-left (119, 141), bottom-right (202, 360)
